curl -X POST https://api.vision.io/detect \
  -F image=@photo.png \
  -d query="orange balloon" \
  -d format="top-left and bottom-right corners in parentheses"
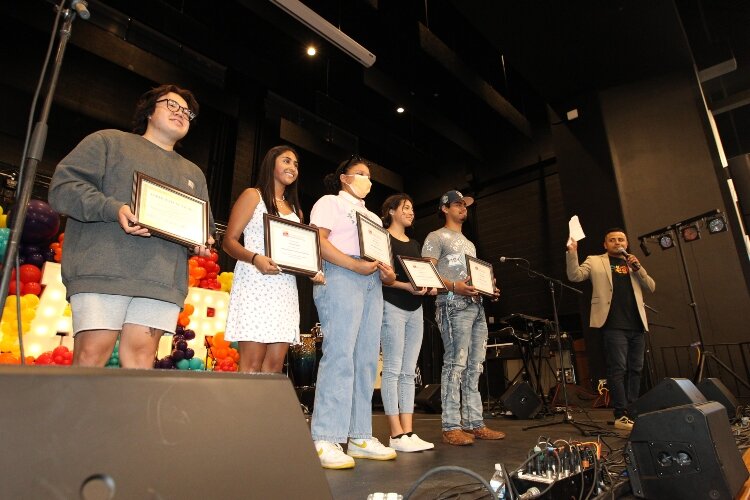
top-left (178, 315), bottom-right (190, 327)
top-left (213, 347), bottom-right (228, 359)
top-left (183, 303), bottom-right (195, 316)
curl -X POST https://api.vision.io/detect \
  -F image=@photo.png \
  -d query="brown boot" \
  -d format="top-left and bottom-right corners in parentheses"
top-left (466, 426), bottom-right (506, 440)
top-left (442, 429), bottom-right (475, 446)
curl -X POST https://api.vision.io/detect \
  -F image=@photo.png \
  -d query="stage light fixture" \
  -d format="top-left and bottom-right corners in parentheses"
top-left (706, 214), bottom-right (727, 234)
top-left (680, 224), bottom-right (701, 242)
top-left (639, 238), bottom-right (651, 256)
top-left (658, 233), bottom-right (675, 250)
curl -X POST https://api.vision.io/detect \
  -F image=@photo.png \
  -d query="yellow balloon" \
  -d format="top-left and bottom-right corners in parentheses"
top-left (21, 294), bottom-right (40, 309)
top-left (5, 296), bottom-right (18, 309)
top-left (0, 214), bottom-right (6, 228)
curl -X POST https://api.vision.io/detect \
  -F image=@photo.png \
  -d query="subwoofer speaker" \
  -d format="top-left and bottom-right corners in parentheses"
top-left (626, 401), bottom-right (747, 499)
top-left (415, 384), bottom-right (442, 413)
top-left (697, 377), bottom-right (739, 420)
top-left (0, 366), bottom-right (332, 499)
top-left (629, 377), bottom-right (706, 418)
top-left (501, 381), bottom-right (543, 419)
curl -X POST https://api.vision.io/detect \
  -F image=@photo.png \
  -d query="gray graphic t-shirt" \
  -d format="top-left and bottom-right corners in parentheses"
top-left (422, 227), bottom-right (476, 303)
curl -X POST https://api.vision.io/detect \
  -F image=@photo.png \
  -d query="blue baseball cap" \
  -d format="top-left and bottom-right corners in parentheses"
top-left (438, 190), bottom-right (474, 211)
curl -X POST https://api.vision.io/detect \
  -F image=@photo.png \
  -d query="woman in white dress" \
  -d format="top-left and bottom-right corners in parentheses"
top-left (223, 145), bottom-right (320, 372)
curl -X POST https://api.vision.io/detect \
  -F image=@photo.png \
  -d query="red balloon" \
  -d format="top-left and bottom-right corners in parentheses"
top-left (52, 346), bottom-right (69, 357)
top-left (8, 280), bottom-right (16, 295)
top-left (208, 251), bottom-right (219, 262)
top-left (21, 282), bottom-right (42, 296)
top-left (18, 264), bottom-right (42, 284)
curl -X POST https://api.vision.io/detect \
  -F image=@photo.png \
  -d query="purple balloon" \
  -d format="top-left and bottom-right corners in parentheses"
top-left (184, 348), bottom-right (195, 360)
top-left (158, 357), bottom-right (175, 369)
top-left (44, 248), bottom-right (56, 262)
top-left (171, 349), bottom-right (185, 362)
top-left (20, 200), bottom-right (60, 244)
top-left (25, 252), bottom-right (45, 267)
top-left (175, 325), bottom-right (185, 335)
top-left (22, 245), bottom-right (41, 256)
top-left (175, 340), bottom-right (188, 351)
top-left (184, 329), bottom-right (196, 340)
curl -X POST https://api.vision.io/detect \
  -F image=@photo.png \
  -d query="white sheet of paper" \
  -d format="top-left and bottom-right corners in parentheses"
top-left (568, 215), bottom-right (586, 245)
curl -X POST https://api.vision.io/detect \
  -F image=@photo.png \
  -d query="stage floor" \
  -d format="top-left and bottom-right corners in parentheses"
top-left (321, 407), bottom-right (634, 499)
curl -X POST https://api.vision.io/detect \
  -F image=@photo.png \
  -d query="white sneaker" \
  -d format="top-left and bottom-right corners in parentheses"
top-left (346, 437), bottom-right (397, 460)
top-left (389, 434), bottom-right (423, 452)
top-left (315, 441), bottom-right (355, 469)
top-left (409, 433), bottom-right (435, 451)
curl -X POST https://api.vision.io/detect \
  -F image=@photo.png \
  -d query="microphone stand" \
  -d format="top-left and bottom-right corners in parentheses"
top-left (502, 260), bottom-right (601, 435)
top-left (0, 2), bottom-right (87, 362)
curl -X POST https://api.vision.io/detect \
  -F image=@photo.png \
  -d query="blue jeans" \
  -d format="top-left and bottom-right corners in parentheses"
top-left (380, 301), bottom-right (423, 416)
top-left (311, 261), bottom-right (383, 443)
top-left (436, 297), bottom-right (488, 431)
top-left (601, 328), bottom-right (645, 418)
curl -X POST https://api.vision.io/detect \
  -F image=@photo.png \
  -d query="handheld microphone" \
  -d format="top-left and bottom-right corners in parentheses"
top-left (70, 0), bottom-right (91, 20)
top-left (517, 487), bottom-right (541, 500)
top-left (618, 247), bottom-right (641, 270)
top-left (499, 256), bottom-right (524, 263)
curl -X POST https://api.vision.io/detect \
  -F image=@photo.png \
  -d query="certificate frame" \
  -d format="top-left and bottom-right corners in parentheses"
top-left (465, 255), bottom-right (496, 297)
top-left (356, 212), bottom-right (393, 268)
top-left (263, 213), bottom-right (322, 277)
top-left (131, 171), bottom-right (209, 248)
top-left (397, 256), bottom-right (446, 292)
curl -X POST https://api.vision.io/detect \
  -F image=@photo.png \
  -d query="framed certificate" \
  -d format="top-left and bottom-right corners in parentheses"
top-left (356, 212), bottom-right (393, 268)
top-left (263, 213), bottom-right (322, 277)
top-left (397, 256), bottom-right (446, 291)
top-left (466, 255), bottom-right (495, 297)
top-left (131, 171), bottom-right (209, 248)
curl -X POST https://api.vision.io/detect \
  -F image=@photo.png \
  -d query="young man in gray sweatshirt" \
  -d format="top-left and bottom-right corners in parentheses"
top-left (49, 84), bottom-right (214, 369)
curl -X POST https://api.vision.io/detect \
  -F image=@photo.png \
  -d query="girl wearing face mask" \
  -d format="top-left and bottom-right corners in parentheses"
top-left (309, 156), bottom-right (397, 470)
top-left (379, 194), bottom-right (435, 453)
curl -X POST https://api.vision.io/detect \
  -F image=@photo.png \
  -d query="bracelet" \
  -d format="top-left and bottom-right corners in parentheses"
top-left (250, 253), bottom-right (258, 265)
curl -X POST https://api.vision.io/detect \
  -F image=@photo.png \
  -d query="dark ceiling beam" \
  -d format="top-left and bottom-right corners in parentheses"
top-left (711, 88), bottom-right (750, 116)
top-left (363, 68), bottom-right (485, 161)
top-left (417, 23), bottom-right (531, 138)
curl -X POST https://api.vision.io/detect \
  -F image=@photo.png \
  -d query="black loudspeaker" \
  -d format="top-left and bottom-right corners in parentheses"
top-left (501, 381), bottom-right (543, 419)
top-left (0, 366), bottom-right (332, 499)
top-left (415, 384), bottom-right (442, 413)
top-left (697, 377), bottom-right (739, 420)
top-left (626, 402), bottom-right (748, 499)
top-left (629, 377), bottom-right (706, 418)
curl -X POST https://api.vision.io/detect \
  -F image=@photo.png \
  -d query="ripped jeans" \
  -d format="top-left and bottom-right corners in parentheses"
top-left (436, 296), bottom-right (488, 431)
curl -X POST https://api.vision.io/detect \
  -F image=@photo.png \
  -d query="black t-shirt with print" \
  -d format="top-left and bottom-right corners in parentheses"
top-left (603, 256), bottom-right (643, 331)
top-left (382, 236), bottom-right (423, 311)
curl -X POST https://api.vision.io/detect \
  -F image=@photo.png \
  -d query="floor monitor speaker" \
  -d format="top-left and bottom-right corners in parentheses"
top-left (697, 377), bottom-right (739, 420)
top-left (626, 401), bottom-right (747, 499)
top-left (500, 381), bottom-right (543, 419)
top-left (0, 366), bottom-right (332, 499)
top-left (415, 384), bottom-right (442, 413)
top-left (630, 377), bottom-right (706, 418)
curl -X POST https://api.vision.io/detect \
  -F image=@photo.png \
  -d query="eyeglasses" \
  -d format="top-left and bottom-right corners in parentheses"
top-left (156, 98), bottom-right (197, 121)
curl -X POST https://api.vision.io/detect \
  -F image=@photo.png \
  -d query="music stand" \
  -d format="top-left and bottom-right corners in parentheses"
top-left (501, 260), bottom-right (603, 435)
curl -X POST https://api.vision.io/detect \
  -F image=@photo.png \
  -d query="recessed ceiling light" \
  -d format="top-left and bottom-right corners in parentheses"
top-left (306, 46), bottom-right (317, 56)
top-left (396, 107), bottom-right (405, 114)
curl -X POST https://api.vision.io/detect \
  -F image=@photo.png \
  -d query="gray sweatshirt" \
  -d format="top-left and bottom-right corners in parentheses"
top-left (48, 129), bottom-right (214, 307)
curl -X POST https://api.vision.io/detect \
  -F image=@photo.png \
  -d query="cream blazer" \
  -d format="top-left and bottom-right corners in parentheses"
top-left (566, 252), bottom-right (656, 330)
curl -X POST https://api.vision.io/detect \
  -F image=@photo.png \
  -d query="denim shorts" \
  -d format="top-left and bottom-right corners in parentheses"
top-left (70, 293), bottom-right (180, 335)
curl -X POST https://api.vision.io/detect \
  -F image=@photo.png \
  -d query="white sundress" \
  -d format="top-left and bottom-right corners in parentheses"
top-left (224, 191), bottom-right (300, 344)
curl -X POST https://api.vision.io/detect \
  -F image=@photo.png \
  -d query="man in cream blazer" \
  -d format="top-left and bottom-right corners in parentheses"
top-left (566, 228), bottom-right (655, 430)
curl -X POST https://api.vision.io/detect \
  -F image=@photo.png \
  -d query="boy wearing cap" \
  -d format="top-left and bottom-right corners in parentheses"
top-left (422, 190), bottom-right (504, 446)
